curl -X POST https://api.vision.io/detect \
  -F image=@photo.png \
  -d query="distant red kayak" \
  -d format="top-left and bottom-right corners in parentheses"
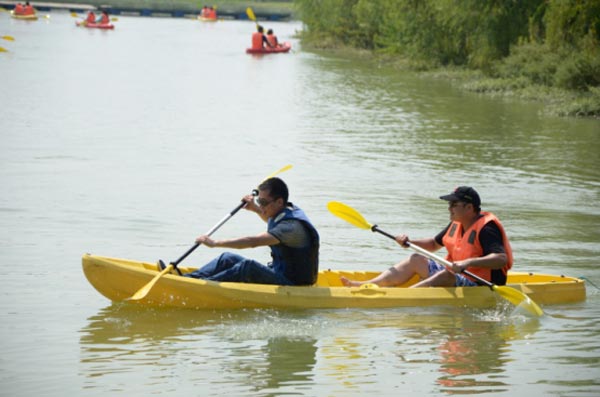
top-left (246, 42), bottom-right (291, 54)
top-left (76, 21), bottom-right (115, 30)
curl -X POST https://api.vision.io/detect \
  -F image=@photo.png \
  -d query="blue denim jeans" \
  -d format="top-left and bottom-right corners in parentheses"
top-left (184, 252), bottom-right (293, 285)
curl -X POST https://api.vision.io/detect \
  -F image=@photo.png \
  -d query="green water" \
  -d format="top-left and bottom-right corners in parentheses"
top-left (1, 12), bottom-right (599, 397)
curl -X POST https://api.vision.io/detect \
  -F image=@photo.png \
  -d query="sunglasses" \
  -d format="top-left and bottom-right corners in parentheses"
top-left (255, 197), bottom-right (276, 208)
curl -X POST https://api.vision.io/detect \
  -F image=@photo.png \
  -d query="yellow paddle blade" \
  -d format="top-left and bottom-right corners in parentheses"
top-left (70, 12), bottom-right (77, 17)
top-left (111, 17), bottom-right (118, 21)
top-left (246, 7), bottom-right (256, 21)
top-left (493, 285), bottom-right (544, 316)
top-left (327, 201), bottom-right (373, 230)
top-left (127, 264), bottom-right (173, 301)
top-left (2, 35), bottom-right (15, 41)
top-left (264, 164), bottom-right (292, 180)
top-left (0, 46), bottom-right (8, 53)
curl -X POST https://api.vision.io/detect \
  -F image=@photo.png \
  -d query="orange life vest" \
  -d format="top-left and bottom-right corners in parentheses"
top-left (251, 32), bottom-right (264, 50)
top-left (442, 211), bottom-right (513, 282)
top-left (208, 9), bottom-right (216, 19)
top-left (86, 12), bottom-right (96, 23)
top-left (266, 34), bottom-right (278, 47)
top-left (100, 14), bottom-right (109, 24)
top-left (14, 4), bottom-right (25, 14)
top-left (23, 5), bottom-right (34, 15)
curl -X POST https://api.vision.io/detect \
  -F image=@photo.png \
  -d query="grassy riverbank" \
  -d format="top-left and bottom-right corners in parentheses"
top-left (298, 43), bottom-right (600, 119)
top-left (56, 0), bottom-right (295, 16)
top-left (296, 0), bottom-right (600, 119)
top-left (370, 53), bottom-right (600, 119)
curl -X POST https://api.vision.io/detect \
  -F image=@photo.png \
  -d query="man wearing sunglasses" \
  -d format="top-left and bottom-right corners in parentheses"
top-left (180, 177), bottom-right (320, 286)
top-left (341, 186), bottom-right (512, 288)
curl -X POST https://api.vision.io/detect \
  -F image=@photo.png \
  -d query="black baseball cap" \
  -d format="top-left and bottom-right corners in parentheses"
top-left (440, 186), bottom-right (481, 207)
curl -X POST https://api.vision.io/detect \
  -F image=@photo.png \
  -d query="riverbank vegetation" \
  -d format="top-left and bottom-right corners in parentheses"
top-left (57, 0), bottom-right (294, 16)
top-left (295, 0), bottom-right (600, 118)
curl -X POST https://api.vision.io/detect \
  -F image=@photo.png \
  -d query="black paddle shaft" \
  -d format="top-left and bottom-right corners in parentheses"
top-left (371, 225), bottom-right (395, 240)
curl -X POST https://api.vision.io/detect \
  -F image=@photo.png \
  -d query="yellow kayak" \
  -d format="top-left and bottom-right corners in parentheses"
top-left (82, 254), bottom-right (586, 309)
top-left (10, 11), bottom-right (38, 20)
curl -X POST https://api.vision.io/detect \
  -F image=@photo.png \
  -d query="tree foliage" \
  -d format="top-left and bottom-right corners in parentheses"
top-left (295, 0), bottom-right (600, 90)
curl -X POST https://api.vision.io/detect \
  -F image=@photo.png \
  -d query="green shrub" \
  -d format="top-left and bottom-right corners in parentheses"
top-left (494, 43), bottom-right (561, 86)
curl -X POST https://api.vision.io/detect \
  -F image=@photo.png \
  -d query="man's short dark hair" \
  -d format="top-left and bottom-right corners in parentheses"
top-left (258, 177), bottom-right (288, 203)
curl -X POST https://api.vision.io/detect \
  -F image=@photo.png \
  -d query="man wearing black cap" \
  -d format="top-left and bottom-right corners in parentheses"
top-left (341, 186), bottom-right (513, 288)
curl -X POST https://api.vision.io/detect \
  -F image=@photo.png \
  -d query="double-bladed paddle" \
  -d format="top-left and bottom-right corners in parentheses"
top-left (327, 201), bottom-right (543, 316)
top-left (127, 165), bottom-right (293, 301)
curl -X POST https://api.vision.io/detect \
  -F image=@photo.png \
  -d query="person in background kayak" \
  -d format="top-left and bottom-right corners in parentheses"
top-left (266, 29), bottom-right (279, 47)
top-left (96, 10), bottom-right (109, 24)
top-left (85, 10), bottom-right (96, 24)
top-left (207, 6), bottom-right (217, 19)
top-left (23, 1), bottom-right (35, 15)
top-left (168, 177), bottom-right (320, 286)
top-left (341, 186), bottom-right (513, 288)
top-left (13, 3), bottom-right (25, 14)
top-left (252, 25), bottom-right (272, 50)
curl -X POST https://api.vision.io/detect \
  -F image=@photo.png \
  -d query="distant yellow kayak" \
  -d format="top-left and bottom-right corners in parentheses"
top-left (82, 254), bottom-right (586, 309)
top-left (11, 11), bottom-right (38, 20)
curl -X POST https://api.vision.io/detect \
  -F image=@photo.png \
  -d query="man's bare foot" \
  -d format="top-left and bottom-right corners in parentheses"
top-left (340, 276), bottom-right (365, 287)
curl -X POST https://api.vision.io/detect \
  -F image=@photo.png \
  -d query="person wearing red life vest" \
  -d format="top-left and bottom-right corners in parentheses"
top-left (251, 25), bottom-right (271, 50)
top-left (266, 29), bottom-right (279, 47)
top-left (207, 6), bottom-right (216, 19)
top-left (14, 3), bottom-right (25, 14)
top-left (23, 1), bottom-right (35, 15)
top-left (85, 11), bottom-right (96, 24)
top-left (97, 10), bottom-right (109, 24)
top-left (341, 186), bottom-right (513, 288)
